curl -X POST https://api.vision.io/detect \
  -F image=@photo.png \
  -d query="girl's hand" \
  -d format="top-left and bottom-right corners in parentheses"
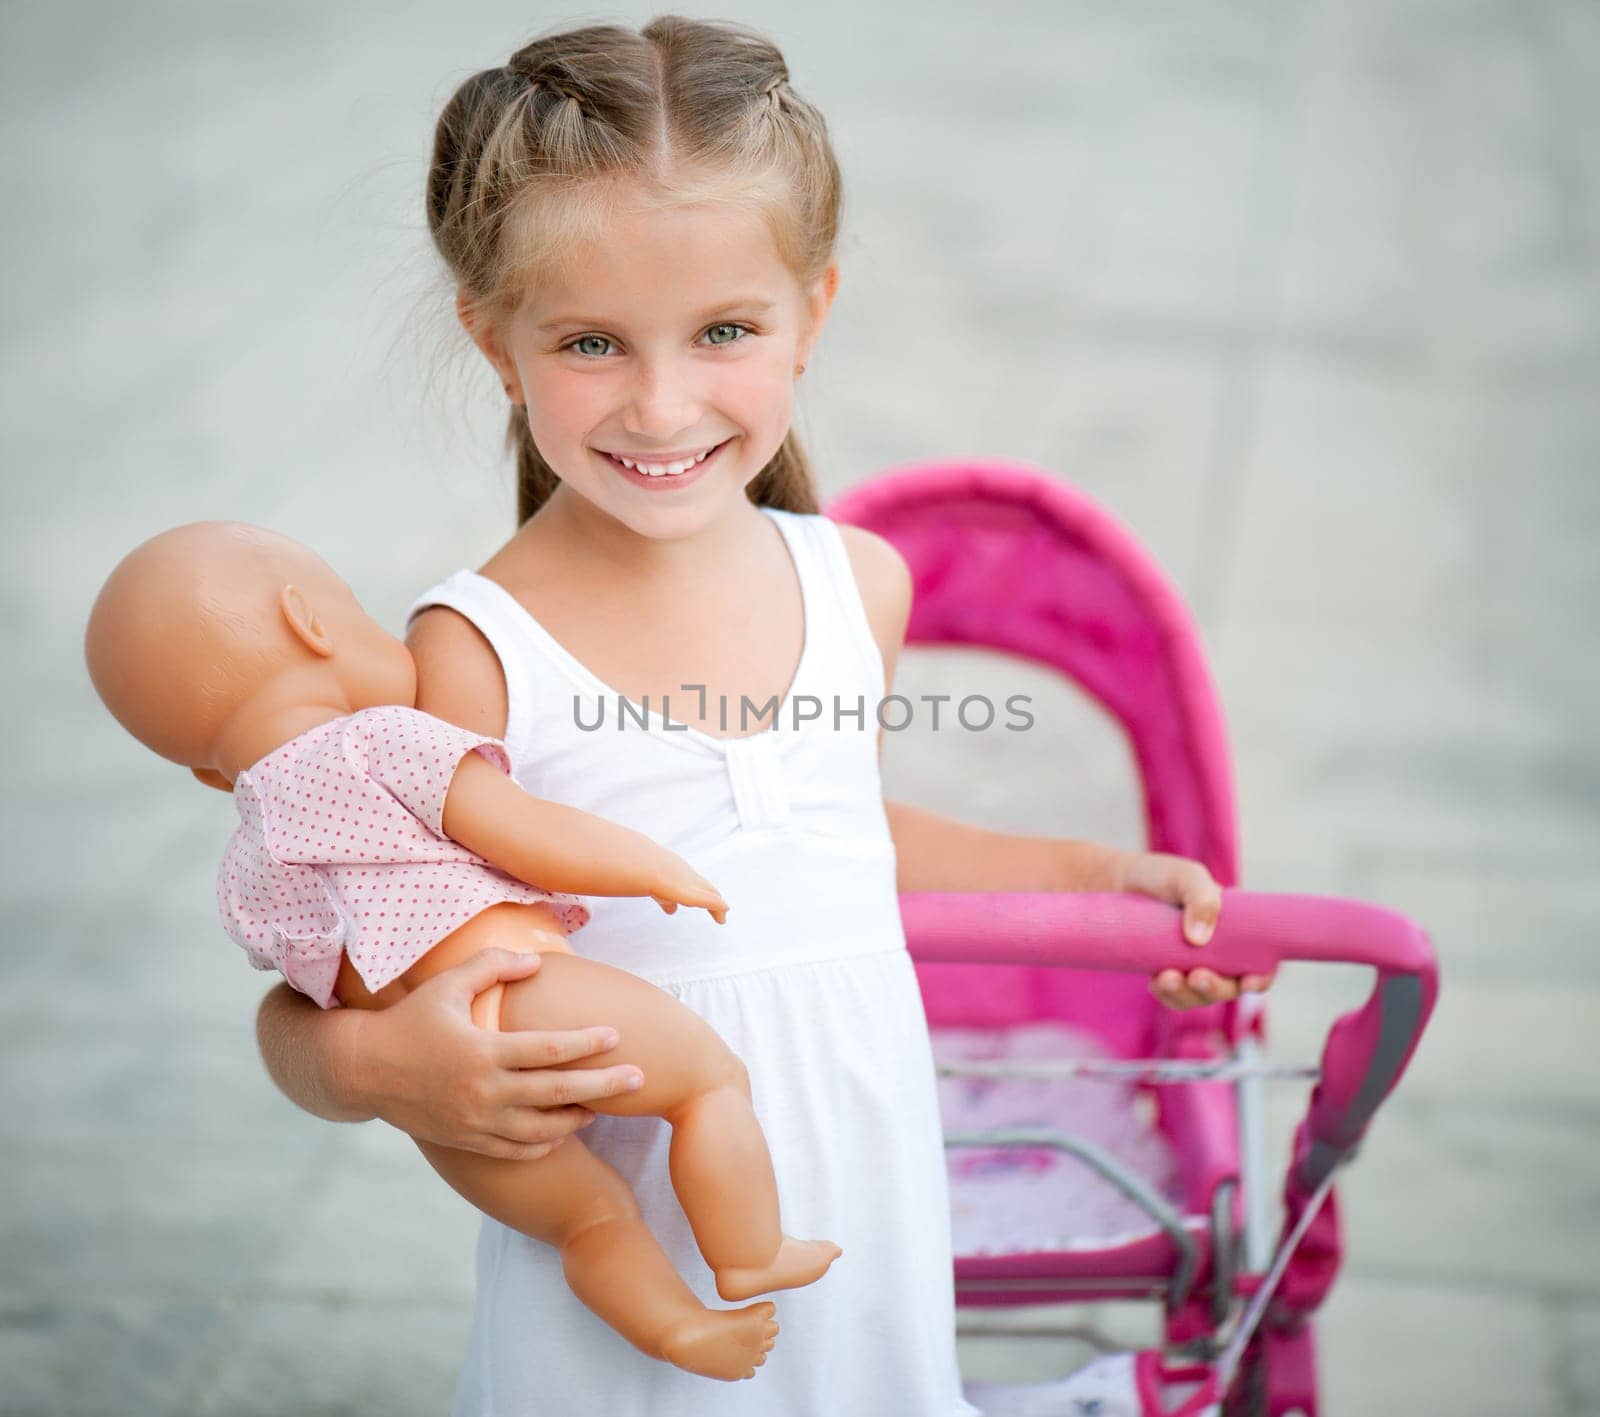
top-left (1115, 851), bottom-right (1274, 1009)
top-left (355, 949), bottom-right (646, 1159)
top-left (648, 847), bottom-right (730, 924)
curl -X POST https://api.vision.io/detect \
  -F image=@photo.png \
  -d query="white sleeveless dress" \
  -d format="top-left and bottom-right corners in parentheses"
top-left (410, 507), bottom-right (978, 1417)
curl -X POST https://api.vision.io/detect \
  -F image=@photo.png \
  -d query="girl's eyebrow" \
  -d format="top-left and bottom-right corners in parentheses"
top-left (536, 298), bottom-right (776, 333)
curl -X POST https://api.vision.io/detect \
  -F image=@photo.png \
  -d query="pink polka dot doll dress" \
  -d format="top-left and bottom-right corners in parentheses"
top-left (217, 704), bottom-right (589, 1007)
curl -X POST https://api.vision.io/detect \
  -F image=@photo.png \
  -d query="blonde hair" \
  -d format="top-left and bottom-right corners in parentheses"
top-left (424, 15), bottom-right (842, 525)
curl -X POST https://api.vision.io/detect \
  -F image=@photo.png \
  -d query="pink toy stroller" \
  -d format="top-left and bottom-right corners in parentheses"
top-left (828, 460), bottom-right (1439, 1416)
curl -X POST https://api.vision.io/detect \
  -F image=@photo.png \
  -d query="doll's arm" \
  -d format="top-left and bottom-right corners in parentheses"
top-left (443, 751), bottom-right (727, 921)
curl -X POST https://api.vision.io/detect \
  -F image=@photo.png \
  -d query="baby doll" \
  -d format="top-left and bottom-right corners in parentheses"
top-left (84, 521), bottom-right (840, 1382)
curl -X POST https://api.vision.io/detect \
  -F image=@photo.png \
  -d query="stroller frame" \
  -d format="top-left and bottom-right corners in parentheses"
top-left (828, 460), bottom-right (1438, 1416)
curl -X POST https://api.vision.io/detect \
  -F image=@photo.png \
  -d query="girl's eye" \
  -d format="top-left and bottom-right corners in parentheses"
top-left (568, 335), bottom-right (614, 358)
top-left (703, 322), bottom-right (750, 346)
top-left (562, 323), bottom-right (753, 358)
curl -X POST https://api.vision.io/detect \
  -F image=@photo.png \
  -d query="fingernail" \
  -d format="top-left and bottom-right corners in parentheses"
top-left (1192, 922), bottom-right (1213, 944)
top-left (626, 1073), bottom-right (643, 1091)
top-left (600, 1030), bottom-right (620, 1049)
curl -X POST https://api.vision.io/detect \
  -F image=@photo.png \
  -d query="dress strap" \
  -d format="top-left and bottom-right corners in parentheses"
top-left (405, 571), bottom-right (541, 766)
top-left (771, 509), bottom-right (887, 697)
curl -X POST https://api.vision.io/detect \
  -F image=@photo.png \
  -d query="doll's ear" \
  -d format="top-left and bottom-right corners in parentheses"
top-left (279, 585), bottom-right (334, 658)
top-left (191, 767), bottom-right (234, 794)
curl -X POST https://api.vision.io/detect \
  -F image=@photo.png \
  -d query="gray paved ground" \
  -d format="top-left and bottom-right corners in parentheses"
top-left (3, 2), bottom-right (1597, 1413)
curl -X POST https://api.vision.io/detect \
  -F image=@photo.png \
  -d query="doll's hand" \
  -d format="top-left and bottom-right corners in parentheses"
top-left (1116, 851), bottom-right (1274, 1009)
top-left (357, 949), bottom-right (645, 1159)
top-left (648, 847), bottom-right (730, 924)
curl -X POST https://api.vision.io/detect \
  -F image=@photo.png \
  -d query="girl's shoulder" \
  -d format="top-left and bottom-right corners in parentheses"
top-left (831, 519), bottom-right (912, 686)
top-left (832, 519), bottom-right (909, 609)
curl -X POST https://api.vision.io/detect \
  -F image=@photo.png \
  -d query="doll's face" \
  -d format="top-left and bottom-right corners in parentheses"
top-left (484, 195), bottom-right (836, 541)
top-left (86, 523), bottom-right (419, 775)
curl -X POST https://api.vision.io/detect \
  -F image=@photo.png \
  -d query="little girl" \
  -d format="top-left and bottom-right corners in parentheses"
top-left (258, 16), bottom-right (1270, 1413)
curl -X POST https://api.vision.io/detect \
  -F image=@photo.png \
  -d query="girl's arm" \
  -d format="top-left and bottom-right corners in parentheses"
top-left (252, 604), bottom-right (647, 1155)
top-left (256, 979), bottom-right (374, 1123)
top-left (837, 524), bottom-right (1269, 1008)
top-left (254, 955), bottom-right (629, 1156)
top-left (882, 799), bottom-right (1127, 895)
top-left (837, 523), bottom-right (1125, 898)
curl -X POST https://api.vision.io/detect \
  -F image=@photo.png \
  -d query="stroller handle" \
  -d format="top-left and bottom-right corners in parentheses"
top-left (900, 889), bottom-right (1438, 1194)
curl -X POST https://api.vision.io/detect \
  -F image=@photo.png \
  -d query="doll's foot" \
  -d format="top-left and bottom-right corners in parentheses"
top-left (715, 1237), bottom-right (842, 1301)
top-left (660, 1301), bottom-right (779, 1381)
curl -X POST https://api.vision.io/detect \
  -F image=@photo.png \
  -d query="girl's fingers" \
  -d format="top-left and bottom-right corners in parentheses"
top-left (444, 946), bottom-right (544, 999)
top-left (511, 1062), bottom-right (645, 1111)
top-left (465, 1134), bottom-right (556, 1163)
top-left (494, 1106), bottom-right (595, 1147)
top-left (1181, 871), bottom-right (1223, 946)
top-left (493, 1025), bottom-right (622, 1071)
top-left (481, 1137), bottom-right (564, 1163)
top-left (1193, 969), bottom-right (1253, 1003)
top-left (1182, 906), bottom-right (1215, 946)
top-left (1153, 967), bottom-right (1261, 1008)
top-left (1153, 981), bottom-right (1206, 1008)
top-left (1151, 969), bottom-right (1203, 1009)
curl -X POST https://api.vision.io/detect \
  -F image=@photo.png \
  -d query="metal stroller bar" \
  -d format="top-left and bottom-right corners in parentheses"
top-left (945, 1127), bottom-right (1201, 1307)
top-left (1151, 1165), bottom-right (1345, 1417)
top-left (1216, 1165), bottom-right (1341, 1390)
top-left (936, 1058), bottom-right (1320, 1084)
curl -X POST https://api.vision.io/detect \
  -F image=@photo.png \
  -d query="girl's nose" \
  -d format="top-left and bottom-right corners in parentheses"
top-left (622, 357), bottom-right (701, 440)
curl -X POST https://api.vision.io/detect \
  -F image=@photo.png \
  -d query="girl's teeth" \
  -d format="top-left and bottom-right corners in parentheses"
top-left (616, 446), bottom-right (716, 477)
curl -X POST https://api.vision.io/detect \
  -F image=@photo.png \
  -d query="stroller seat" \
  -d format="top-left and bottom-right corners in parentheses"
top-left (937, 1020), bottom-right (1185, 1257)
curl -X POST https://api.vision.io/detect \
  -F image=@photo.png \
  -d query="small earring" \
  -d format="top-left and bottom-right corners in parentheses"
top-left (795, 362), bottom-right (807, 377)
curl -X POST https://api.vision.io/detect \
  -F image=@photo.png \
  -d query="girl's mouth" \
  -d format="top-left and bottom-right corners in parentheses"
top-left (597, 438), bottom-right (732, 491)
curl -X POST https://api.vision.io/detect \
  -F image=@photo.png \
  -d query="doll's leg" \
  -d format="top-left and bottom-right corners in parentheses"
top-left (415, 1135), bottom-right (778, 1381)
top-left (497, 950), bottom-right (841, 1302)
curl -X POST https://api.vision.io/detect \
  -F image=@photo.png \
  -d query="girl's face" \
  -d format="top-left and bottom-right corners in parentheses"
top-left (472, 197), bottom-right (837, 541)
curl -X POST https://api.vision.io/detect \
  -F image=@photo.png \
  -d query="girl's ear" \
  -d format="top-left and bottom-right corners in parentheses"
top-left (800, 263), bottom-right (841, 362)
top-left (279, 585), bottom-right (334, 657)
top-left (191, 767), bottom-right (234, 793)
top-left (457, 289), bottom-right (519, 394)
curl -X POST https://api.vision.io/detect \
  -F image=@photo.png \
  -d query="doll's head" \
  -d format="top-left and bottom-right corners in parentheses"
top-left (85, 522), bottom-right (416, 787)
top-left (425, 16), bottom-right (844, 531)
